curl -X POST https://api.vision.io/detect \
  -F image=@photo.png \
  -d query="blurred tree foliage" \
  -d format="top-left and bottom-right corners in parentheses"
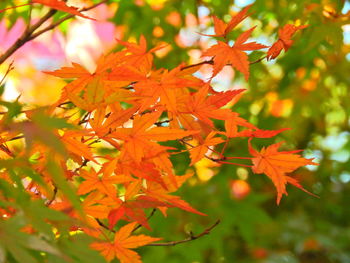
top-left (0, 0), bottom-right (349, 263)
top-left (110, 1), bottom-right (349, 262)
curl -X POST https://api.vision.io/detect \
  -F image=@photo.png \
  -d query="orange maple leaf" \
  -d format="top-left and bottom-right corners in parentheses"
top-left (144, 173), bottom-right (206, 216)
top-left (199, 4), bottom-right (252, 38)
top-left (32, 0), bottom-right (95, 20)
top-left (90, 222), bottom-right (161, 263)
top-left (183, 85), bottom-right (241, 127)
top-left (134, 65), bottom-right (202, 113)
top-left (117, 35), bottom-right (166, 74)
top-left (189, 132), bottom-right (224, 165)
top-left (228, 127), bottom-right (290, 138)
top-left (224, 112), bottom-right (257, 138)
top-left (77, 163), bottom-right (131, 197)
top-left (202, 27), bottom-right (267, 80)
top-left (60, 131), bottom-right (97, 163)
top-left (248, 139), bottom-right (317, 204)
top-left (267, 24), bottom-right (308, 60)
top-left (111, 111), bottom-right (198, 163)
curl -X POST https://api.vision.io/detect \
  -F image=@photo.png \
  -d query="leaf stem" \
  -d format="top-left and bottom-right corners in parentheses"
top-left (218, 161), bottom-right (252, 167)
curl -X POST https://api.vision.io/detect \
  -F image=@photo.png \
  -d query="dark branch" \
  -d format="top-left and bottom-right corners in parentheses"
top-left (45, 185), bottom-right (58, 206)
top-left (180, 55), bottom-right (266, 72)
top-left (96, 219), bottom-right (115, 233)
top-left (181, 60), bottom-right (213, 71)
top-left (148, 219), bottom-right (220, 246)
top-left (250, 56), bottom-right (266, 65)
top-left (0, 0), bottom-right (108, 65)
top-left (0, 9), bottom-right (57, 65)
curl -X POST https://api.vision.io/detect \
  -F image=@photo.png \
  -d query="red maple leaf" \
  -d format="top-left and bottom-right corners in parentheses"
top-left (267, 24), bottom-right (308, 60)
top-left (90, 222), bottom-right (161, 263)
top-left (202, 27), bottom-right (268, 80)
top-left (32, 0), bottom-right (94, 20)
top-left (199, 4), bottom-right (252, 38)
top-left (248, 139), bottom-right (317, 204)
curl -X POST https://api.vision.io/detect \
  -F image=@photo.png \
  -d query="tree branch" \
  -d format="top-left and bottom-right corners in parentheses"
top-left (180, 55), bottom-right (266, 72)
top-left (0, 9), bottom-right (57, 65)
top-left (28, 0), bottom-right (109, 41)
top-left (0, 0), bottom-right (108, 65)
top-left (96, 219), bottom-right (115, 232)
top-left (45, 184), bottom-right (57, 206)
top-left (180, 60), bottom-right (213, 70)
top-left (250, 56), bottom-right (266, 65)
top-left (148, 219), bottom-right (220, 246)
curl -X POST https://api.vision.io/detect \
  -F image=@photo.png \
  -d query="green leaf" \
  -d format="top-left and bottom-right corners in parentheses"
top-left (31, 111), bottom-right (76, 130)
top-left (0, 245), bottom-right (6, 263)
top-left (26, 236), bottom-right (62, 257)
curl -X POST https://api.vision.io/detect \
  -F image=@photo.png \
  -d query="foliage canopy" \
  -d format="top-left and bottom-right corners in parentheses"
top-left (0, 0), bottom-right (349, 263)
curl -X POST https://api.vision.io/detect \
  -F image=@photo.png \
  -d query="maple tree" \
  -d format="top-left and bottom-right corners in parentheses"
top-left (0, 1), bottom-right (321, 263)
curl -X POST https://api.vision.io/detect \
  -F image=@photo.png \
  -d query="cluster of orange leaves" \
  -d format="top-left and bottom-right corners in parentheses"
top-left (0, 2), bottom-right (316, 263)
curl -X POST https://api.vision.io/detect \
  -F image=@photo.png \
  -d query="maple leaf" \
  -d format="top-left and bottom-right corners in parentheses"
top-left (44, 62), bottom-right (96, 104)
top-left (96, 107), bottom-right (136, 137)
top-left (111, 111), bottom-right (199, 163)
top-left (267, 24), bottom-right (308, 60)
top-left (117, 35), bottom-right (166, 74)
top-left (32, 0), bottom-right (95, 20)
top-left (189, 132), bottom-right (224, 165)
top-left (90, 222), bottom-right (161, 262)
top-left (60, 130), bottom-right (97, 163)
top-left (233, 128), bottom-right (291, 138)
top-left (202, 27), bottom-right (267, 80)
top-left (182, 85), bottom-right (241, 127)
top-left (248, 139), bottom-right (317, 204)
top-left (106, 180), bottom-right (164, 230)
top-left (45, 53), bottom-right (133, 105)
top-left (144, 173), bottom-right (206, 216)
top-left (106, 179), bottom-right (171, 230)
top-left (134, 64), bottom-right (202, 113)
top-left (199, 4), bottom-right (252, 38)
top-left (206, 88), bottom-right (245, 108)
top-left (225, 112), bottom-right (257, 138)
top-left (81, 192), bottom-right (110, 219)
top-left (77, 163), bottom-right (131, 197)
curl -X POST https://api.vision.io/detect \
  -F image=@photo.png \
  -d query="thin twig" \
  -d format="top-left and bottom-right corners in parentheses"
top-left (154, 119), bottom-right (172, 127)
top-left (78, 112), bottom-right (91, 125)
top-left (8, 135), bottom-right (25, 141)
top-left (96, 219), bottom-right (115, 232)
top-left (0, 61), bottom-right (14, 86)
top-left (132, 209), bottom-right (157, 233)
top-left (73, 158), bottom-right (89, 173)
top-left (181, 60), bottom-right (213, 71)
top-left (180, 55), bottom-right (266, 72)
top-left (45, 185), bottom-right (58, 206)
top-left (179, 139), bottom-right (225, 162)
top-left (250, 56), bottom-right (266, 65)
top-left (148, 219), bottom-right (220, 246)
top-left (218, 161), bottom-right (252, 168)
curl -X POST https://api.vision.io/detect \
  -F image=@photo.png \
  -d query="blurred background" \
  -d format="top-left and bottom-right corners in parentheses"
top-left (1, 0), bottom-right (349, 262)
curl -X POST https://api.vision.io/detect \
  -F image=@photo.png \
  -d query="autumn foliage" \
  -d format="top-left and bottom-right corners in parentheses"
top-left (0, 2), bottom-right (317, 263)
